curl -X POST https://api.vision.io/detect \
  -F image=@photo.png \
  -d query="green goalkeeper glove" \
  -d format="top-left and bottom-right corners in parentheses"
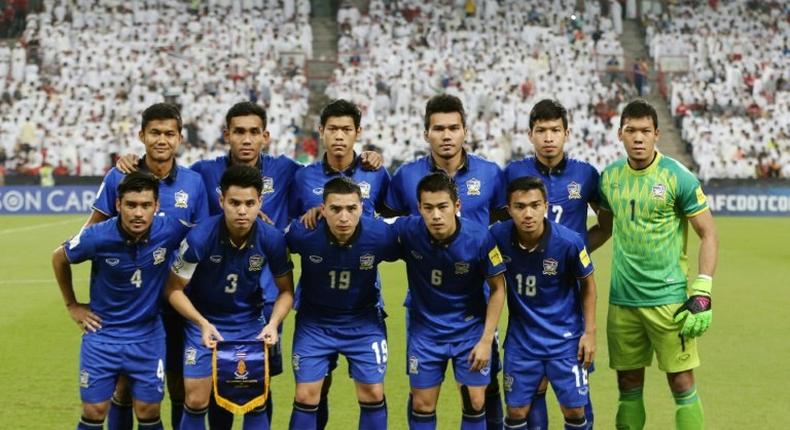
top-left (673, 276), bottom-right (712, 338)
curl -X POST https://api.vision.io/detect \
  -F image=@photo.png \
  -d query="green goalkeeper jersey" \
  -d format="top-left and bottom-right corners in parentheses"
top-left (599, 152), bottom-right (709, 306)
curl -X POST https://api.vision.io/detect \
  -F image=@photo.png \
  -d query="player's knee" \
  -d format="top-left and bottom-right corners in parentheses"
top-left (411, 392), bottom-right (437, 412)
top-left (506, 406), bottom-right (529, 420)
top-left (295, 383), bottom-right (322, 405)
top-left (561, 406), bottom-right (585, 421)
top-left (184, 390), bottom-right (209, 410)
top-left (460, 385), bottom-right (485, 414)
top-left (133, 401), bottom-right (161, 421)
top-left (82, 402), bottom-right (110, 421)
top-left (667, 370), bottom-right (695, 393)
top-left (617, 369), bottom-right (645, 391)
top-left (356, 383), bottom-right (384, 403)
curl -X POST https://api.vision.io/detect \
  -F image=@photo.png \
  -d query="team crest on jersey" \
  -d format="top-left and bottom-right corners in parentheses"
top-left (410, 250), bottom-right (423, 260)
top-left (79, 370), bottom-right (90, 388)
top-left (503, 374), bottom-right (514, 392)
top-left (248, 255), bottom-right (264, 271)
top-left (578, 386), bottom-right (589, 396)
top-left (174, 190), bottom-right (189, 208)
top-left (454, 262), bottom-right (470, 275)
top-left (262, 177), bottom-right (274, 194)
top-left (466, 178), bottom-right (481, 196)
top-left (184, 347), bottom-right (197, 366)
top-left (312, 187), bottom-right (324, 195)
top-left (567, 181), bottom-right (582, 199)
top-left (292, 354), bottom-right (301, 371)
top-left (153, 247), bottom-right (167, 265)
top-left (105, 258), bottom-right (120, 266)
top-left (210, 255), bottom-right (223, 264)
top-left (309, 255), bottom-right (323, 264)
top-left (542, 258), bottom-right (558, 276)
top-left (652, 183), bottom-right (666, 200)
top-left (358, 181), bottom-right (371, 199)
top-left (408, 356), bottom-right (419, 374)
top-left (359, 254), bottom-right (375, 270)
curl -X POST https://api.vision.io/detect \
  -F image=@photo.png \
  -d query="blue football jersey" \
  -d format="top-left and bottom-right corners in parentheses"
top-left (92, 158), bottom-right (209, 224)
top-left (394, 216), bottom-right (506, 340)
top-left (64, 216), bottom-right (190, 343)
top-left (505, 156), bottom-right (599, 242)
top-left (171, 216), bottom-right (293, 329)
top-left (289, 154), bottom-right (390, 218)
top-left (385, 152), bottom-right (506, 225)
top-left (490, 219), bottom-right (594, 359)
top-left (285, 217), bottom-right (401, 325)
top-left (190, 153), bottom-right (301, 228)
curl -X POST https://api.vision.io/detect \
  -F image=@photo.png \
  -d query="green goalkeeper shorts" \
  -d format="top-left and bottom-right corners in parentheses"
top-left (607, 303), bottom-right (700, 373)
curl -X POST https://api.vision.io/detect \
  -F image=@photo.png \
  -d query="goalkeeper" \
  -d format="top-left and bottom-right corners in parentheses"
top-left (592, 99), bottom-right (719, 430)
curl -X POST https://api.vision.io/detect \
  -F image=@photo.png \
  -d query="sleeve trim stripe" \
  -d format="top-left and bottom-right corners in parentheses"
top-left (90, 206), bottom-right (111, 216)
top-left (686, 207), bottom-right (709, 218)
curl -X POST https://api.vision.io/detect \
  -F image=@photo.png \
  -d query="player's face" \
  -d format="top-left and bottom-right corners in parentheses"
top-left (507, 189), bottom-right (547, 234)
top-left (220, 185), bottom-right (262, 233)
top-left (618, 116), bottom-right (659, 165)
top-left (424, 112), bottom-right (466, 160)
top-left (319, 116), bottom-right (359, 159)
top-left (138, 119), bottom-right (181, 163)
top-left (225, 115), bottom-right (270, 165)
top-left (321, 192), bottom-right (363, 239)
top-left (529, 118), bottom-right (568, 161)
top-left (418, 190), bottom-right (461, 240)
top-left (116, 190), bottom-right (159, 238)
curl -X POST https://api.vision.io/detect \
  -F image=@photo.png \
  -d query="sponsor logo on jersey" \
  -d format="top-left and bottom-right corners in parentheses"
top-left (567, 181), bottom-right (582, 199)
top-left (359, 254), bottom-right (375, 270)
top-left (503, 373), bottom-right (514, 392)
top-left (153, 247), bottom-right (167, 265)
top-left (695, 186), bottom-right (707, 205)
top-left (454, 262), bottom-right (470, 274)
top-left (488, 246), bottom-right (503, 266)
top-left (309, 255), bottom-right (323, 264)
top-left (358, 181), bottom-right (371, 199)
top-left (105, 258), bottom-right (120, 266)
top-left (312, 187), bottom-right (323, 195)
top-left (184, 347), bottom-right (197, 366)
top-left (79, 370), bottom-right (90, 388)
top-left (248, 255), bottom-right (264, 271)
top-left (292, 354), bottom-right (301, 371)
top-left (480, 363), bottom-right (491, 376)
top-left (578, 386), bottom-right (589, 396)
top-left (174, 190), bottom-right (189, 208)
top-left (262, 177), bottom-right (274, 194)
top-left (410, 250), bottom-right (423, 260)
top-left (579, 247), bottom-right (591, 268)
top-left (542, 258), bottom-right (558, 276)
top-left (652, 183), bottom-right (666, 200)
top-left (466, 178), bottom-right (481, 196)
top-left (408, 356), bottom-right (419, 375)
top-left (210, 255), bottom-right (222, 264)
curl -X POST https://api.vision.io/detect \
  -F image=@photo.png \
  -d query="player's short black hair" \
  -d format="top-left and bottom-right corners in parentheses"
top-left (417, 172), bottom-right (458, 203)
top-left (322, 176), bottom-right (362, 202)
top-left (141, 102), bottom-right (182, 132)
top-left (225, 101), bottom-right (267, 129)
top-left (320, 99), bottom-right (362, 129)
top-left (507, 176), bottom-right (547, 203)
top-left (117, 171), bottom-right (160, 201)
top-left (529, 99), bottom-right (568, 130)
top-left (220, 164), bottom-right (263, 195)
top-left (424, 94), bottom-right (466, 131)
top-left (620, 99), bottom-right (658, 130)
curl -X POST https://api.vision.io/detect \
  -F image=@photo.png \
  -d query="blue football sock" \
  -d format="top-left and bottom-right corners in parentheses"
top-left (359, 397), bottom-right (387, 430)
top-left (207, 396), bottom-right (233, 430)
top-left (563, 416), bottom-right (588, 430)
top-left (584, 391), bottom-right (594, 428)
top-left (462, 408), bottom-right (486, 430)
top-left (485, 388), bottom-right (504, 429)
top-left (504, 417), bottom-right (528, 429)
top-left (77, 416), bottom-right (104, 430)
top-left (138, 416), bottom-right (164, 430)
top-left (108, 397), bottom-right (134, 430)
top-left (317, 393), bottom-right (329, 430)
top-left (242, 406), bottom-right (269, 430)
top-left (409, 409), bottom-right (437, 430)
top-left (170, 402), bottom-right (184, 430)
top-left (526, 391), bottom-right (548, 430)
top-left (289, 401), bottom-right (318, 430)
top-left (179, 406), bottom-right (207, 430)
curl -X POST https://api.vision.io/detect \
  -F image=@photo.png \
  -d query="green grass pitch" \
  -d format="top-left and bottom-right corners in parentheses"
top-left (0, 215), bottom-right (788, 428)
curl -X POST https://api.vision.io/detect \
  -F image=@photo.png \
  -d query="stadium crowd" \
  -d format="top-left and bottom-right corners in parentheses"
top-left (0, 0), bottom-right (311, 177)
top-left (646, 0), bottom-right (790, 181)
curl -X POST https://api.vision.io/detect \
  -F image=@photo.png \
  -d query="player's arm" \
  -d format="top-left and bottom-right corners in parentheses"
top-left (299, 205), bottom-right (322, 229)
top-left (674, 209), bottom-right (718, 338)
top-left (587, 203), bottom-right (613, 252)
top-left (115, 153), bottom-right (141, 174)
top-left (83, 210), bottom-right (110, 228)
top-left (258, 272), bottom-right (295, 345)
top-left (577, 273), bottom-right (597, 369)
top-left (164, 263), bottom-right (224, 347)
top-left (469, 272), bottom-right (506, 371)
top-left (51, 246), bottom-right (102, 332)
top-left (689, 209), bottom-right (718, 279)
top-left (359, 150), bottom-right (383, 170)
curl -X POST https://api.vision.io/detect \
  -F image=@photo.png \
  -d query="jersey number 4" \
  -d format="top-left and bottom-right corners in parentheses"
top-left (131, 269), bottom-right (142, 288)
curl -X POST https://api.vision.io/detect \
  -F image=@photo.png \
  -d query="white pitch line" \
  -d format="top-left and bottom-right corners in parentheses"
top-left (0, 219), bottom-right (80, 236)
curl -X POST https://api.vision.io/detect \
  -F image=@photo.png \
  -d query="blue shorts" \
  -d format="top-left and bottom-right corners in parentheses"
top-left (406, 333), bottom-right (491, 389)
top-left (263, 302), bottom-right (283, 376)
top-left (503, 351), bottom-right (589, 409)
top-left (162, 309), bottom-right (184, 374)
top-left (292, 320), bottom-right (387, 384)
top-left (182, 322), bottom-right (262, 379)
top-left (79, 338), bottom-right (165, 404)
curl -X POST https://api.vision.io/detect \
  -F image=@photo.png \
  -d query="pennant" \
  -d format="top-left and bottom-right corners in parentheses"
top-left (212, 340), bottom-right (269, 414)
